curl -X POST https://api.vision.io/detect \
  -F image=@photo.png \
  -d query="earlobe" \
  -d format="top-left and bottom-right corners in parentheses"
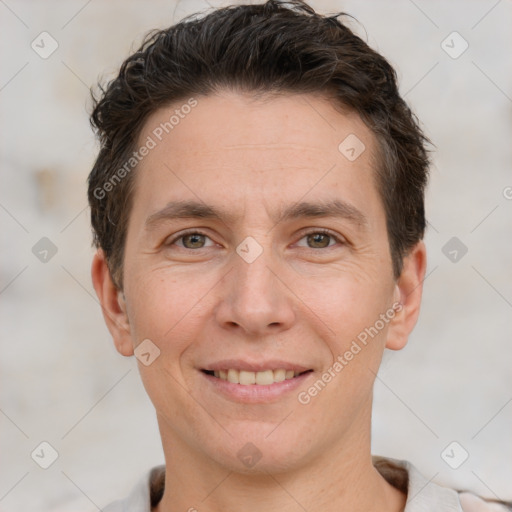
top-left (385, 241), bottom-right (427, 351)
top-left (91, 250), bottom-right (134, 357)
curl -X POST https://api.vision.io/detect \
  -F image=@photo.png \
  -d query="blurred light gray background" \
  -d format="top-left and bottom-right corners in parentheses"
top-left (1, 0), bottom-right (511, 510)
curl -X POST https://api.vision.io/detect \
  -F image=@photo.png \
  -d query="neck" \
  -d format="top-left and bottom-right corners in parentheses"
top-left (154, 408), bottom-right (405, 512)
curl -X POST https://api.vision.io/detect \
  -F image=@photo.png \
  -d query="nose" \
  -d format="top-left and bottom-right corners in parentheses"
top-left (214, 245), bottom-right (296, 337)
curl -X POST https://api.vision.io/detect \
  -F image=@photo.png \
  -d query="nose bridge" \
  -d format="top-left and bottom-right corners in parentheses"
top-left (216, 236), bottom-right (295, 335)
top-left (236, 244), bottom-right (274, 298)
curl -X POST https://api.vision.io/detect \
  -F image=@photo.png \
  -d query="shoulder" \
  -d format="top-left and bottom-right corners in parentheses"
top-left (102, 465), bottom-right (165, 512)
top-left (373, 456), bottom-right (511, 512)
top-left (458, 492), bottom-right (512, 512)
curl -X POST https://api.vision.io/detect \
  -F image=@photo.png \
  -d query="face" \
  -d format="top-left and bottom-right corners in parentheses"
top-left (93, 91), bottom-right (425, 473)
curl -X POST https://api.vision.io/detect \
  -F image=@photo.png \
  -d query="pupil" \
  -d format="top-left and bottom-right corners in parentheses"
top-left (185, 234), bottom-right (204, 248)
top-left (309, 233), bottom-right (329, 248)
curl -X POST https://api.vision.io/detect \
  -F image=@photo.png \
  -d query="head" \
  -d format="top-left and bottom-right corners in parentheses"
top-left (90, 0), bottom-right (429, 473)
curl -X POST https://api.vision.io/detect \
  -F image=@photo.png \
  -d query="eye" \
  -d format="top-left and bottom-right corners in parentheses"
top-left (295, 229), bottom-right (344, 249)
top-left (164, 228), bottom-right (344, 251)
top-left (165, 230), bottom-right (215, 249)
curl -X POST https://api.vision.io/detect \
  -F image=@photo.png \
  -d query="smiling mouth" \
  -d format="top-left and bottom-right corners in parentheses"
top-left (201, 368), bottom-right (313, 385)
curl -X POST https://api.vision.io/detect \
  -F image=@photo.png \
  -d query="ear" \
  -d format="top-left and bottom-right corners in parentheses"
top-left (385, 241), bottom-right (427, 351)
top-left (91, 249), bottom-right (134, 357)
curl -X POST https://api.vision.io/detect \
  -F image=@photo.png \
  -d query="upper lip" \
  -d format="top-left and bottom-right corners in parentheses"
top-left (201, 359), bottom-right (312, 373)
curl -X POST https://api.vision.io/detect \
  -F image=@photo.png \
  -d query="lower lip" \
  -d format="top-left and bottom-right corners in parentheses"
top-left (200, 371), bottom-right (313, 403)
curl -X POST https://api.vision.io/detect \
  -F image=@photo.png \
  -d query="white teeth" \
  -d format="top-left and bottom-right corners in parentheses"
top-left (212, 368), bottom-right (304, 385)
top-left (273, 369), bottom-right (286, 382)
top-left (227, 369), bottom-right (239, 383)
top-left (239, 370), bottom-right (256, 385)
top-left (255, 369), bottom-right (274, 385)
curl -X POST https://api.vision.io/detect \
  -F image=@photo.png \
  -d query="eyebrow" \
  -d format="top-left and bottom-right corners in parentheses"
top-left (144, 198), bottom-right (368, 230)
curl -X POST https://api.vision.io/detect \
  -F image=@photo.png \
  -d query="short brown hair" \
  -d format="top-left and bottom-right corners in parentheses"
top-left (88, 0), bottom-right (430, 289)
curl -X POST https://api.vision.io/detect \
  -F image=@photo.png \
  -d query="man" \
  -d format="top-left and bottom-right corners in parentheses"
top-left (88, 1), bottom-right (510, 510)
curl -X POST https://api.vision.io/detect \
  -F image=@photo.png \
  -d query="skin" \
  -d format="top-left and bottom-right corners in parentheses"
top-left (92, 91), bottom-right (426, 512)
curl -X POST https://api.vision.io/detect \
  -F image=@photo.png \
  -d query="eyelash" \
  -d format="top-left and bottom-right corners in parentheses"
top-left (165, 228), bottom-right (345, 250)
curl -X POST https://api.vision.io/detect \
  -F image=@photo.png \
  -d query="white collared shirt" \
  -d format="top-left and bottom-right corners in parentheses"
top-left (103, 457), bottom-right (511, 511)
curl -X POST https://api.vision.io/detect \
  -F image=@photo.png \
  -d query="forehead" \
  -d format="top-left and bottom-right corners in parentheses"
top-left (139, 91), bottom-right (374, 158)
top-left (131, 91), bottom-right (382, 224)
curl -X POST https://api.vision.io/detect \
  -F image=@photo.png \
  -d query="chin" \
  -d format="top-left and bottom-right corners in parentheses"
top-left (206, 432), bottom-right (312, 475)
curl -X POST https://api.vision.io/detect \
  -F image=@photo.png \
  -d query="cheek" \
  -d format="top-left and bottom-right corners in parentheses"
top-left (124, 267), bottom-right (211, 350)
top-left (125, 270), bottom-right (212, 412)
top-left (294, 267), bottom-right (393, 338)
top-left (297, 273), bottom-right (394, 403)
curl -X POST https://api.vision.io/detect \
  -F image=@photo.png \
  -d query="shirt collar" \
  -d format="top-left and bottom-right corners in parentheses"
top-left (373, 456), bottom-right (463, 511)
